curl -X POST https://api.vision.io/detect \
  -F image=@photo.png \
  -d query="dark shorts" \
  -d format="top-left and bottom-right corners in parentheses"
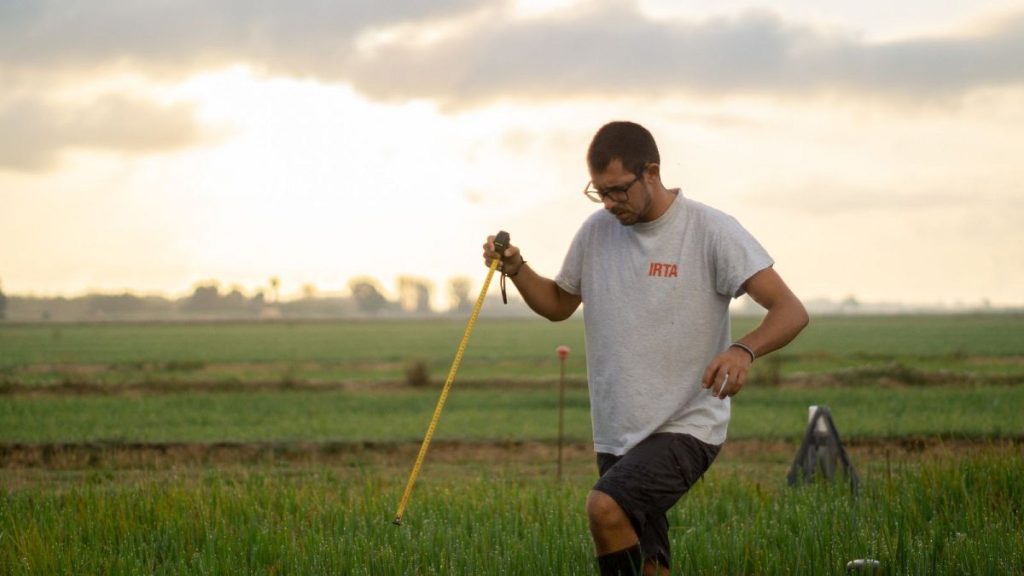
top-left (594, 433), bottom-right (721, 569)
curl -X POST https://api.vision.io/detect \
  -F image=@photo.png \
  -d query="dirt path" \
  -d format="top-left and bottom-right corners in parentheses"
top-left (3, 437), bottom-right (1018, 470)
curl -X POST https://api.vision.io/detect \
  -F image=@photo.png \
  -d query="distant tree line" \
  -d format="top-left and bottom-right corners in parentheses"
top-left (0, 275), bottom-right (528, 322)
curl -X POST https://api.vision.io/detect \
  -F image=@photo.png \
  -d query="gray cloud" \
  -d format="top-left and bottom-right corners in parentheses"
top-left (1, 0), bottom-right (1022, 170)
top-left (0, 0), bottom-right (489, 78)
top-left (3, 0), bottom-right (1021, 103)
top-left (345, 6), bottom-right (1024, 105)
top-left (0, 0), bottom-right (489, 169)
top-left (0, 95), bottom-right (213, 172)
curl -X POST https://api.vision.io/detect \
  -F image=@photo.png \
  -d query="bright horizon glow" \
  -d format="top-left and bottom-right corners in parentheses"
top-left (2, 1), bottom-right (1023, 309)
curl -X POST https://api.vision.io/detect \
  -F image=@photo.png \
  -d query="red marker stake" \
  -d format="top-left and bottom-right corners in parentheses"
top-left (556, 345), bottom-right (570, 482)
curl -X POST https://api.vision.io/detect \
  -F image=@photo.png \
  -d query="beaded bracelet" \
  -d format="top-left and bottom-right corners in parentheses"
top-left (730, 341), bottom-right (756, 362)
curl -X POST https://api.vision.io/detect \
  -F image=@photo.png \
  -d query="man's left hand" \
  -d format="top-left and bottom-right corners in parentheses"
top-left (701, 347), bottom-right (752, 399)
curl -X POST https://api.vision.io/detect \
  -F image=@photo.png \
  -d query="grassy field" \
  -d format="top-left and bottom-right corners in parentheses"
top-left (1, 386), bottom-right (1022, 444)
top-left (2, 446), bottom-right (1021, 575)
top-left (2, 315), bottom-right (1023, 574)
top-left (2, 314), bottom-right (1023, 388)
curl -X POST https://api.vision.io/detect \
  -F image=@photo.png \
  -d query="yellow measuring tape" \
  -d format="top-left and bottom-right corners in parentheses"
top-left (392, 238), bottom-right (506, 525)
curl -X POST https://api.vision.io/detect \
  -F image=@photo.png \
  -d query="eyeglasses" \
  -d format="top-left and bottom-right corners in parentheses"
top-left (583, 171), bottom-right (642, 203)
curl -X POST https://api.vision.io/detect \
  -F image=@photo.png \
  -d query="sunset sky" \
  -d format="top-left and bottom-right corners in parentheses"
top-left (2, 0), bottom-right (1022, 308)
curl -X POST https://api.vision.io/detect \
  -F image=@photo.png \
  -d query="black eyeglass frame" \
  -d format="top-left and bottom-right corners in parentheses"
top-left (583, 167), bottom-right (646, 204)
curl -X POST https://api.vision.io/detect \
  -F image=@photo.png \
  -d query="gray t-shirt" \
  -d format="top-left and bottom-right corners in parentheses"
top-left (555, 190), bottom-right (773, 455)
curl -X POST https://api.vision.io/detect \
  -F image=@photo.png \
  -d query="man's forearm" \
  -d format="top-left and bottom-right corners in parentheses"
top-left (509, 264), bottom-right (581, 321)
top-left (735, 294), bottom-right (809, 359)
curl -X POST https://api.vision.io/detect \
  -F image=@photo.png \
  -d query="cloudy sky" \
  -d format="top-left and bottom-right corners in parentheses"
top-left (2, 0), bottom-right (1022, 308)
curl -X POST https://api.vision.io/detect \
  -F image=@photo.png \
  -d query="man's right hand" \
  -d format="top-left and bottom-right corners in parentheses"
top-left (483, 235), bottom-right (525, 275)
top-left (481, 235), bottom-right (581, 321)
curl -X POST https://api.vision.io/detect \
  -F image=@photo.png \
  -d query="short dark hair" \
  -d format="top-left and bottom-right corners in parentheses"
top-left (586, 121), bottom-right (660, 175)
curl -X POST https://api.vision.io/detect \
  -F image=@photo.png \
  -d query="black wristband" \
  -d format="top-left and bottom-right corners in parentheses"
top-left (506, 260), bottom-right (527, 277)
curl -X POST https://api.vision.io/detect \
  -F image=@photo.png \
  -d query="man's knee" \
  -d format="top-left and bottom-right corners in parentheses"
top-left (586, 490), bottom-right (630, 531)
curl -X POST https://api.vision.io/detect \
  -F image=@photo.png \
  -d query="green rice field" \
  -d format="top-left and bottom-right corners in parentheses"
top-left (3, 446), bottom-right (1021, 575)
top-left (2, 314), bottom-right (1023, 388)
top-left (1, 385), bottom-right (1022, 444)
top-left (2, 314), bottom-right (1023, 574)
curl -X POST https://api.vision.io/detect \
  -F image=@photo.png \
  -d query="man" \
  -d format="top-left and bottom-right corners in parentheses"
top-left (482, 121), bottom-right (808, 575)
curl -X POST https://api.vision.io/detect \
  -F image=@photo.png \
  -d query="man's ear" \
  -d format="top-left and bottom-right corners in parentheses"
top-left (644, 163), bottom-right (661, 182)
